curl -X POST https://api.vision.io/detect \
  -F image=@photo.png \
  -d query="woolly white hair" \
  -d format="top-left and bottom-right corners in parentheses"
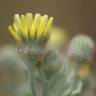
top-left (68, 35), bottom-right (95, 62)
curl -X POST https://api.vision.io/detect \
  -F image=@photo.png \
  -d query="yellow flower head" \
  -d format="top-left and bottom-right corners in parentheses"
top-left (78, 64), bottom-right (90, 78)
top-left (8, 13), bottom-right (53, 44)
top-left (47, 27), bottom-right (68, 49)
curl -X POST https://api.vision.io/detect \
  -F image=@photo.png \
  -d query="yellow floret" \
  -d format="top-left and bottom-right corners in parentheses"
top-left (8, 13), bottom-right (53, 41)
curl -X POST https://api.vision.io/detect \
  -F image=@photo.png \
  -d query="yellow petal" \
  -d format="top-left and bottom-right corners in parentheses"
top-left (26, 13), bottom-right (33, 34)
top-left (37, 15), bottom-right (48, 38)
top-left (21, 15), bottom-right (28, 37)
top-left (14, 14), bottom-right (22, 33)
top-left (44, 17), bottom-right (53, 36)
top-left (31, 14), bottom-right (41, 38)
top-left (8, 25), bottom-right (20, 41)
top-left (13, 23), bottom-right (18, 32)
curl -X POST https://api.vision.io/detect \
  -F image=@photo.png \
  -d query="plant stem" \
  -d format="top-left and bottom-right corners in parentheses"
top-left (27, 53), bottom-right (37, 96)
top-left (39, 68), bottom-right (48, 96)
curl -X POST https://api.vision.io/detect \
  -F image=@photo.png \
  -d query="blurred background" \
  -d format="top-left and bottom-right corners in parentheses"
top-left (0, 0), bottom-right (96, 64)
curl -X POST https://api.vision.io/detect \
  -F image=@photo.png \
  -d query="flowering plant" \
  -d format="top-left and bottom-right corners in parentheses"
top-left (0, 13), bottom-right (95, 96)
